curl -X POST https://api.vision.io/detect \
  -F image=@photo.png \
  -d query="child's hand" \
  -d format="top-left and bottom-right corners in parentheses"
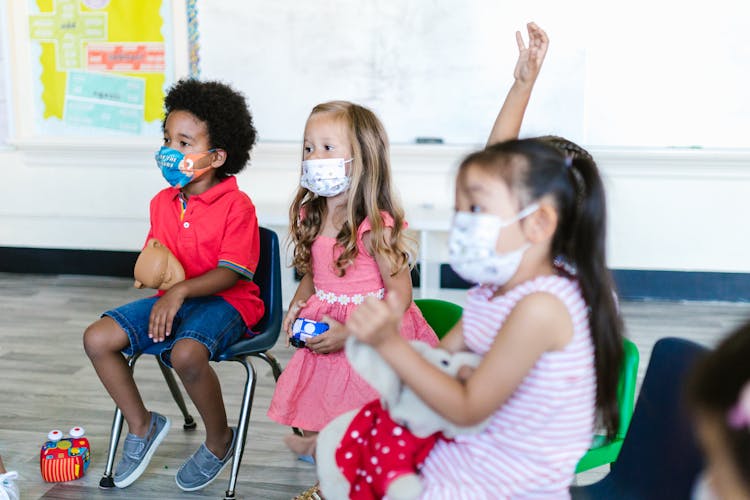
top-left (305, 316), bottom-right (347, 354)
top-left (283, 299), bottom-right (307, 344)
top-left (149, 286), bottom-right (187, 342)
top-left (513, 22), bottom-right (549, 88)
top-left (347, 293), bottom-right (403, 348)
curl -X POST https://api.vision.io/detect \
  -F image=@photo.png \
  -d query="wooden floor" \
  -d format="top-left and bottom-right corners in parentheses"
top-left (1, 273), bottom-right (749, 499)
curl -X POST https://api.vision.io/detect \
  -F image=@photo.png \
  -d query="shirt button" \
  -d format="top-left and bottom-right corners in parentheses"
top-left (183, 222), bottom-right (190, 228)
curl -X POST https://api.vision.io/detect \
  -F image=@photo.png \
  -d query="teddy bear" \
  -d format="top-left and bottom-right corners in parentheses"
top-left (316, 337), bottom-right (490, 500)
top-left (133, 238), bottom-right (185, 290)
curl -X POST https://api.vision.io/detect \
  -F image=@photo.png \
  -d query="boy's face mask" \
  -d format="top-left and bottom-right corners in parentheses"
top-left (155, 146), bottom-right (215, 188)
top-left (448, 204), bottom-right (538, 287)
top-left (300, 157), bottom-right (353, 197)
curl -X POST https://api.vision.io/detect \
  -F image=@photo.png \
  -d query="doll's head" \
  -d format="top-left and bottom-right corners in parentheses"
top-left (133, 239), bottom-right (185, 290)
top-left (688, 321), bottom-right (750, 499)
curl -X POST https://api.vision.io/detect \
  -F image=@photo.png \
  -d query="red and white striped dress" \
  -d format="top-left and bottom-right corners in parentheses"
top-left (418, 275), bottom-right (596, 499)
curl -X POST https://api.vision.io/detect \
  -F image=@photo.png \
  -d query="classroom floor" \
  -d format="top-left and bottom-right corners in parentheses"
top-left (1, 273), bottom-right (749, 499)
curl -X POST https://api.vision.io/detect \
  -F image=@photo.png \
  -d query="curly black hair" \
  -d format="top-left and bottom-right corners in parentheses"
top-left (163, 79), bottom-right (257, 177)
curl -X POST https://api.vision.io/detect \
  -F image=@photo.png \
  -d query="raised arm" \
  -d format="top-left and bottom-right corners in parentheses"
top-left (486, 22), bottom-right (549, 146)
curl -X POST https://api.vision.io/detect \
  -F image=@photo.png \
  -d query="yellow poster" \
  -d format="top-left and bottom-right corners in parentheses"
top-left (28, 0), bottom-right (174, 135)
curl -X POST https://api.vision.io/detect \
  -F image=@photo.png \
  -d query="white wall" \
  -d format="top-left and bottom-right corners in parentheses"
top-left (1, 0), bottom-right (749, 287)
top-left (2, 141), bottom-right (749, 274)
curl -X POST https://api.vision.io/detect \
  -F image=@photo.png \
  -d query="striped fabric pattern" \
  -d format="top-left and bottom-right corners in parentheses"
top-left (418, 275), bottom-right (596, 499)
top-left (218, 259), bottom-right (255, 281)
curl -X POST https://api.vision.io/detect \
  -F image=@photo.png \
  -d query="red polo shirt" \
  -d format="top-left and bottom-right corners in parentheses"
top-left (145, 176), bottom-right (264, 328)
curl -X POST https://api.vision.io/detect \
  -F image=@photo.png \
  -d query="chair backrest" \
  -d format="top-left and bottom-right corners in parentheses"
top-left (571, 337), bottom-right (707, 500)
top-left (616, 338), bottom-right (640, 440)
top-left (219, 226), bottom-right (283, 358)
top-left (414, 298), bottom-right (463, 339)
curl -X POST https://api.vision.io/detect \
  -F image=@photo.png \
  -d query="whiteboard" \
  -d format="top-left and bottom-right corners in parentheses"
top-left (199, 0), bottom-right (750, 148)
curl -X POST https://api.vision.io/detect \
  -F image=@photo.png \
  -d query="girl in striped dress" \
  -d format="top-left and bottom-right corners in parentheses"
top-left (347, 135), bottom-right (625, 498)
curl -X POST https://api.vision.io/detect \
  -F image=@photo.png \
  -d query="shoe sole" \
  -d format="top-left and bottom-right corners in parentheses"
top-left (175, 428), bottom-right (237, 492)
top-left (114, 416), bottom-right (171, 488)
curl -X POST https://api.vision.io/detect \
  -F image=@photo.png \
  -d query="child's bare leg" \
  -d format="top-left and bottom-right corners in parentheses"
top-left (170, 339), bottom-right (233, 458)
top-left (0, 454), bottom-right (6, 473)
top-left (284, 431), bottom-right (318, 458)
top-left (83, 317), bottom-right (151, 436)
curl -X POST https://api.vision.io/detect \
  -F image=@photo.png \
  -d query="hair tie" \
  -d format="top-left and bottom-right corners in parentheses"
top-left (728, 381), bottom-right (750, 429)
top-left (553, 255), bottom-right (577, 276)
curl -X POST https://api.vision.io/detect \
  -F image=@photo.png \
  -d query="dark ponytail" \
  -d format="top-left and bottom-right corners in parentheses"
top-left (560, 149), bottom-right (624, 440)
top-left (461, 138), bottom-right (625, 438)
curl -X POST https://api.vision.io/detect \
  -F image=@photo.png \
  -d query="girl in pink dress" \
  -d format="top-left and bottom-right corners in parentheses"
top-left (267, 100), bottom-right (438, 456)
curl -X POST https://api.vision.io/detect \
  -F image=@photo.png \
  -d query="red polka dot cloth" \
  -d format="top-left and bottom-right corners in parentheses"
top-left (335, 399), bottom-right (440, 499)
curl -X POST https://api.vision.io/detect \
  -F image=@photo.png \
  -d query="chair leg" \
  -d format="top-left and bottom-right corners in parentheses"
top-left (99, 353), bottom-right (140, 488)
top-left (252, 351), bottom-right (282, 381)
top-left (224, 356), bottom-right (257, 500)
top-left (252, 352), bottom-right (302, 436)
top-left (156, 359), bottom-right (197, 430)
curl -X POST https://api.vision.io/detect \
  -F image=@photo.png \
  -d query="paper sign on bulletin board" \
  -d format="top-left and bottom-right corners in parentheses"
top-left (27, 0), bottom-right (176, 136)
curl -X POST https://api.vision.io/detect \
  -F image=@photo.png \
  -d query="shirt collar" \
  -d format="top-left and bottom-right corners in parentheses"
top-left (168, 176), bottom-right (239, 204)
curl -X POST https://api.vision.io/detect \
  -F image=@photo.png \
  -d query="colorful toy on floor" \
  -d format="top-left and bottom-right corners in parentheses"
top-left (40, 426), bottom-right (91, 482)
top-left (290, 318), bottom-right (329, 348)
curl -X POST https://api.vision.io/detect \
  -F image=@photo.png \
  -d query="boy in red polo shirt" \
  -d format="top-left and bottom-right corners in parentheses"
top-left (83, 80), bottom-right (264, 492)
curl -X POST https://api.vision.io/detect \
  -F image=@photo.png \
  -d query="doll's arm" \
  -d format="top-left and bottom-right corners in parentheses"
top-left (486, 22), bottom-right (549, 146)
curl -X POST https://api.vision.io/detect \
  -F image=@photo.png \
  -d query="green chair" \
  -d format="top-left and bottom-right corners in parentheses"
top-left (575, 338), bottom-right (640, 473)
top-left (414, 298), bottom-right (463, 339)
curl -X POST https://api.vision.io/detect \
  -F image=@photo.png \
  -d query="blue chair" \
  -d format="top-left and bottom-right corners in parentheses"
top-left (571, 337), bottom-right (707, 500)
top-left (99, 227), bottom-right (284, 500)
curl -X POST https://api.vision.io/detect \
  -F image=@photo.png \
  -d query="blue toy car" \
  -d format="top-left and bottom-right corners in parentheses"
top-left (290, 318), bottom-right (329, 348)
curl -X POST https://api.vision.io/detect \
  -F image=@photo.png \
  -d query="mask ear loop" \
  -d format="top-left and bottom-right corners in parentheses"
top-left (180, 149), bottom-right (217, 173)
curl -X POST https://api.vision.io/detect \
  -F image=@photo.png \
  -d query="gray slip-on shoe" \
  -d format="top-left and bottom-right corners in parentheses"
top-left (175, 427), bottom-right (237, 492)
top-left (114, 412), bottom-right (171, 488)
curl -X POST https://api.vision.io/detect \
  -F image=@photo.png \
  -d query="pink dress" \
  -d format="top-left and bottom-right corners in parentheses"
top-left (268, 214), bottom-right (438, 431)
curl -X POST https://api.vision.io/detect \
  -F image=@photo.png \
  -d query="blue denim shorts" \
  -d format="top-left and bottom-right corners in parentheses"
top-left (103, 296), bottom-right (245, 367)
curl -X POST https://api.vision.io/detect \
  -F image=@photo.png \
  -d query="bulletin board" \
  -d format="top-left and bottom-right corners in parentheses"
top-left (26, 0), bottom-right (179, 137)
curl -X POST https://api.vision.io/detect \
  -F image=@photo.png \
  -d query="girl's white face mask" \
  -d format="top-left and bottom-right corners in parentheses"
top-left (448, 203), bottom-right (538, 287)
top-left (300, 158), bottom-right (353, 197)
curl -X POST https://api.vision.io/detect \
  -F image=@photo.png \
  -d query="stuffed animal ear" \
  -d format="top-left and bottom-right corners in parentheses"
top-left (345, 337), bottom-right (402, 402)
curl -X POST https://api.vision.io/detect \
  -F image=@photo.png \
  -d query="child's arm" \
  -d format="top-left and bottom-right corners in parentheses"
top-left (148, 267), bottom-right (239, 342)
top-left (347, 291), bottom-right (573, 426)
top-left (283, 272), bottom-right (315, 338)
top-left (486, 22), bottom-right (549, 146)
top-left (438, 321), bottom-right (468, 353)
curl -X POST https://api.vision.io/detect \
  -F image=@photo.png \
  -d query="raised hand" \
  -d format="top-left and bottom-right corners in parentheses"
top-left (513, 22), bottom-right (549, 87)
